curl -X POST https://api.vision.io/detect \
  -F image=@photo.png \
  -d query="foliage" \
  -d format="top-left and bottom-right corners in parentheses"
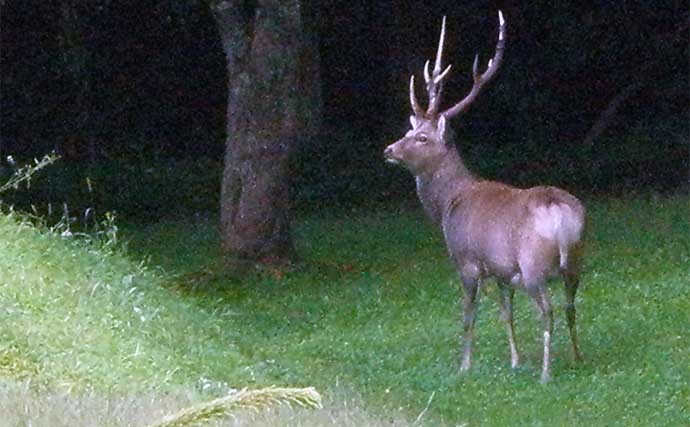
top-left (292, 127), bottom-right (411, 210)
top-left (2, 1), bottom-right (686, 218)
top-left (2, 116), bottom-right (686, 221)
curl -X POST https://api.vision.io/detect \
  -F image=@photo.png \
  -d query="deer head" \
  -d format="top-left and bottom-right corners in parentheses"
top-left (384, 12), bottom-right (506, 176)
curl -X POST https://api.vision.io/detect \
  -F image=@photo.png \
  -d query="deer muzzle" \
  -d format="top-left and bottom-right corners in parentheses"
top-left (383, 144), bottom-right (400, 164)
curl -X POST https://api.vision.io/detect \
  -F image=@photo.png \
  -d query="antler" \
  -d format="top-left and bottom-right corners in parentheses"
top-left (442, 11), bottom-right (506, 119)
top-left (409, 16), bottom-right (452, 118)
top-left (409, 12), bottom-right (506, 120)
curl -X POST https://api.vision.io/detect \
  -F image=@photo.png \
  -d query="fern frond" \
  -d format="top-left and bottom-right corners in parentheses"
top-left (147, 386), bottom-right (322, 427)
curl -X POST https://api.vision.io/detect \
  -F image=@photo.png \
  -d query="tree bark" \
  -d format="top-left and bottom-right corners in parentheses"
top-left (212, 0), bottom-right (312, 268)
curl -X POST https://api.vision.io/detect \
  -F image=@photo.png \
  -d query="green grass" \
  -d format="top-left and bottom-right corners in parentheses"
top-left (0, 193), bottom-right (688, 425)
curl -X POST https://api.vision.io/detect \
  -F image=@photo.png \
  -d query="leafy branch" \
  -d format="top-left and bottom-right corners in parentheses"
top-left (0, 152), bottom-right (60, 194)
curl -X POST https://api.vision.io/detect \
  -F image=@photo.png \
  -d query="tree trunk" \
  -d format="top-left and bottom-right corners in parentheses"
top-left (582, 81), bottom-right (644, 148)
top-left (212, 0), bottom-right (311, 268)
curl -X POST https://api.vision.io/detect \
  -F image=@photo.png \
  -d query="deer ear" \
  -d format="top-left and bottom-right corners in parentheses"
top-left (409, 115), bottom-right (420, 129)
top-left (437, 115), bottom-right (448, 141)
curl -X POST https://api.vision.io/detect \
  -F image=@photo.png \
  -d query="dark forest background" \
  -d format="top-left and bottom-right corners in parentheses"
top-left (1, 0), bottom-right (688, 221)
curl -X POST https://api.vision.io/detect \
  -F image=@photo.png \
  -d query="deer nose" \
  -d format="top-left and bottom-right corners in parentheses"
top-left (383, 146), bottom-right (393, 158)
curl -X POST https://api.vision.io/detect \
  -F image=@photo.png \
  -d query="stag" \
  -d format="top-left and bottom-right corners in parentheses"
top-left (384, 12), bottom-right (585, 382)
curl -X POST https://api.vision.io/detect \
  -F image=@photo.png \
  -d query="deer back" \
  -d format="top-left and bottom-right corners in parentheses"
top-left (442, 182), bottom-right (584, 284)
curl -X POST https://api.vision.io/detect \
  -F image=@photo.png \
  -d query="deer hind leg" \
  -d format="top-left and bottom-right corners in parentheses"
top-left (497, 282), bottom-right (520, 368)
top-left (527, 285), bottom-right (553, 383)
top-left (520, 236), bottom-right (558, 382)
top-left (459, 275), bottom-right (480, 372)
top-left (564, 270), bottom-right (583, 362)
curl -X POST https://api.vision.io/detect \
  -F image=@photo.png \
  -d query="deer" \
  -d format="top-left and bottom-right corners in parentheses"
top-left (383, 11), bottom-right (585, 383)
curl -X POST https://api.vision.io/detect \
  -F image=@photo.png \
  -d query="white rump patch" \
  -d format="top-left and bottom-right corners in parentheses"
top-left (533, 203), bottom-right (583, 269)
top-left (534, 204), bottom-right (581, 242)
top-left (533, 204), bottom-right (563, 240)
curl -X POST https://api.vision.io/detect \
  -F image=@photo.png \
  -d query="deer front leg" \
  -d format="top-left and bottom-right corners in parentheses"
top-left (498, 282), bottom-right (520, 368)
top-left (459, 275), bottom-right (480, 372)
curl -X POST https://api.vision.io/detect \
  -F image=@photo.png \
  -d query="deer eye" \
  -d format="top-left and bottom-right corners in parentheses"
top-left (417, 134), bottom-right (428, 143)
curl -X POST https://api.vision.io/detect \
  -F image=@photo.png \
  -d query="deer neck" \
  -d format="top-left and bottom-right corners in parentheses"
top-left (415, 146), bottom-right (475, 225)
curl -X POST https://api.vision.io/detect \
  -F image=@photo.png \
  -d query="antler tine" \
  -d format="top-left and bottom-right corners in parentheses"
top-left (423, 14), bottom-right (446, 84)
top-left (426, 16), bottom-right (452, 116)
top-left (435, 64), bottom-right (452, 84)
top-left (423, 60), bottom-right (431, 84)
top-left (472, 54), bottom-right (479, 81)
top-left (409, 75), bottom-right (423, 116)
top-left (433, 16), bottom-right (447, 75)
top-left (442, 10), bottom-right (506, 119)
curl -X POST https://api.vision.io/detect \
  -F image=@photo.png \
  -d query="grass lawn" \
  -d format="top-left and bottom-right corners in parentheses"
top-left (0, 193), bottom-right (688, 426)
